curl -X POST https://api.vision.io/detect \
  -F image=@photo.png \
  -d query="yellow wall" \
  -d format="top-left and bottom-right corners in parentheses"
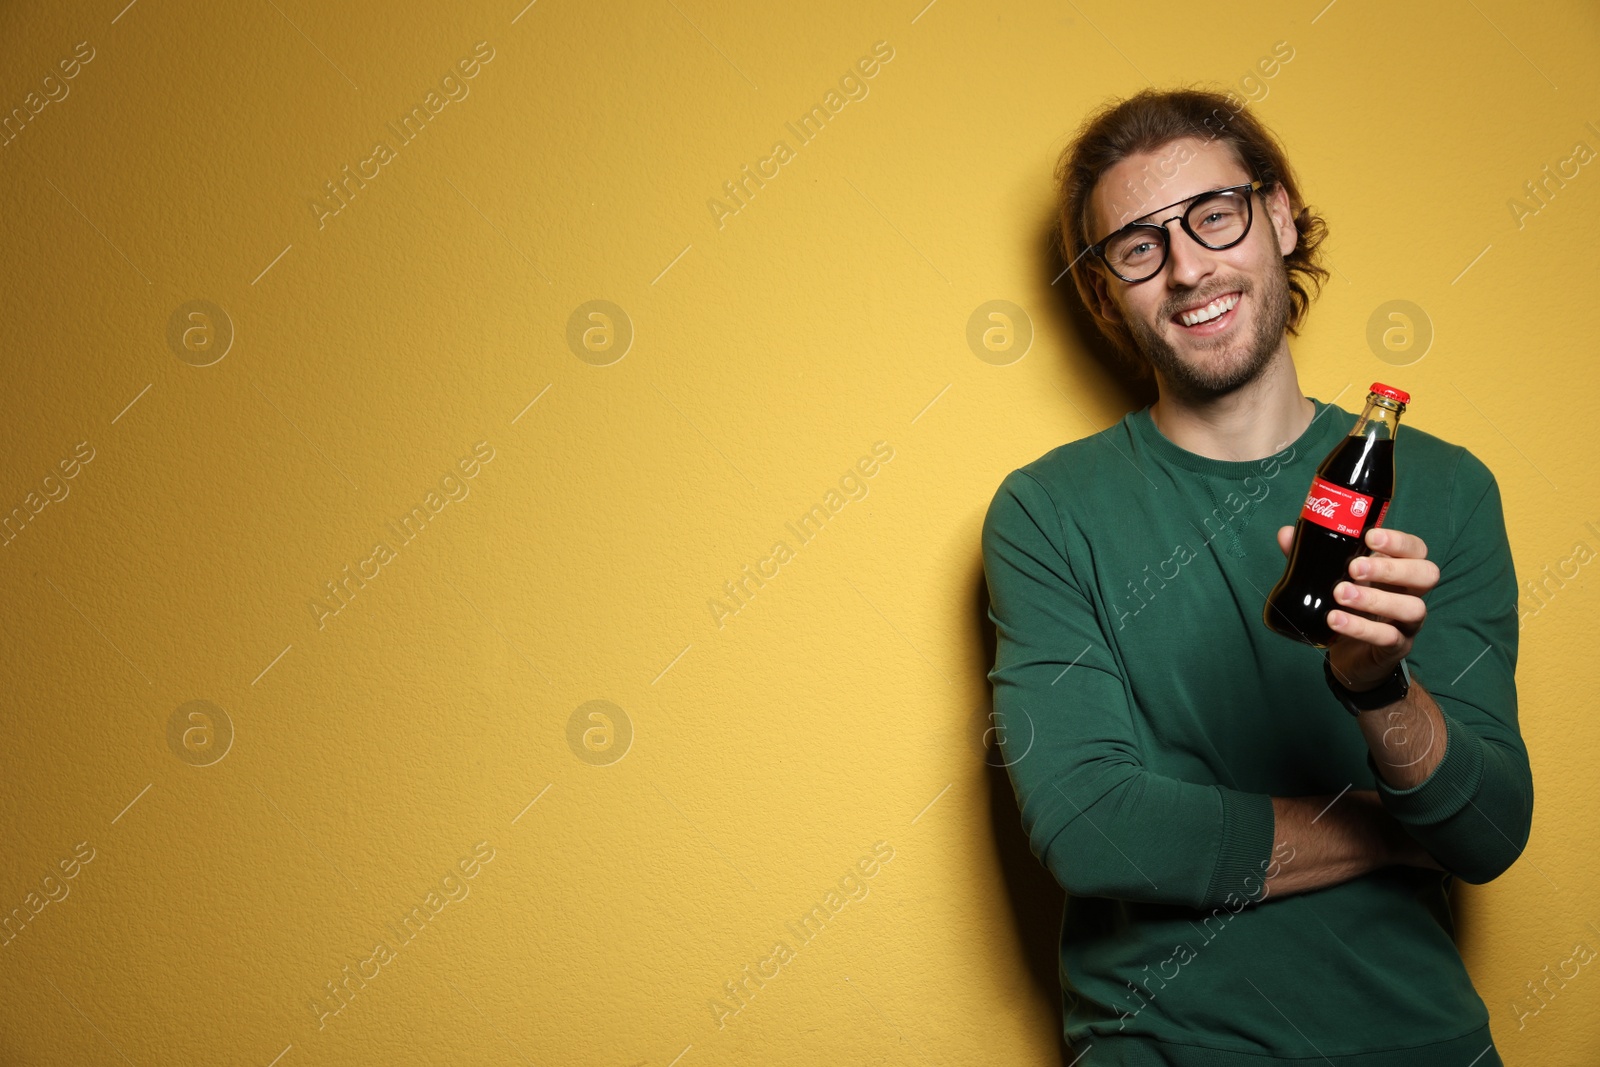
top-left (2, 1), bottom-right (1597, 1063)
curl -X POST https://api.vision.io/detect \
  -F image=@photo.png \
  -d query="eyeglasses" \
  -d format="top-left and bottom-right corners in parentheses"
top-left (1088, 180), bottom-right (1264, 284)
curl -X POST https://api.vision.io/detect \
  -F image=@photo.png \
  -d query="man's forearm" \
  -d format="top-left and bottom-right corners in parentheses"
top-left (1263, 790), bottom-right (1437, 900)
top-left (1350, 678), bottom-right (1449, 790)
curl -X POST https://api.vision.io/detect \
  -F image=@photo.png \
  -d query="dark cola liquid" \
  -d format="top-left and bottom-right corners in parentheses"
top-left (1262, 434), bottom-right (1395, 647)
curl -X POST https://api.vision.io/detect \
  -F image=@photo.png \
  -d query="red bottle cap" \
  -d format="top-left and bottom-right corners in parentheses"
top-left (1370, 382), bottom-right (1410, 404)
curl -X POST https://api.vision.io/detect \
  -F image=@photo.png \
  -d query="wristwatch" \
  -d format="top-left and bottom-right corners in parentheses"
top-left (1323, 654), bottom-right (1411, 716)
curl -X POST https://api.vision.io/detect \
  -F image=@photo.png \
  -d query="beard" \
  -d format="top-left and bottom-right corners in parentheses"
top-left (1125, 254), bottom-right (1293, 403)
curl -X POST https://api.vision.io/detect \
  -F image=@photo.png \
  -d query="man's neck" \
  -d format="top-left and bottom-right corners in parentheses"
top-left (1147, 355), bottom-right (1317, 463)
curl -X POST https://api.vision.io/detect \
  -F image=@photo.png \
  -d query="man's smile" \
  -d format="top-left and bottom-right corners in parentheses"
top-left (1171, 290), bottom-right (1242, 335)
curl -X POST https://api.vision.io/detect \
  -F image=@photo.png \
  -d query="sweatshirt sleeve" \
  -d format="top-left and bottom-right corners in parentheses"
top-left (1365, 450), bottom-right (1534, 884)
top-left (982, 468), bottom-right (1276, 909)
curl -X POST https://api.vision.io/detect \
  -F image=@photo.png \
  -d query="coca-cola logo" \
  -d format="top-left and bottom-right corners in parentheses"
top-left (1305, 495), bottom-right (1337, 517)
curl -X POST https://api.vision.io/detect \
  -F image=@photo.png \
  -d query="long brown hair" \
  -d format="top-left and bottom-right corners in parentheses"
top-left (1054, 88), bottom-right (1330, 379)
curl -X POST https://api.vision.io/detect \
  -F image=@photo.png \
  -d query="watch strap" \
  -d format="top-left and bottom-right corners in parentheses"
top-left (1324, 655), bottom-right (1411, 715)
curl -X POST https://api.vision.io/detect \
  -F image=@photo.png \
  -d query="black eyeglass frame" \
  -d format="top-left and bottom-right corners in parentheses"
top-left (1087, 179), bottom-right (1266, 284)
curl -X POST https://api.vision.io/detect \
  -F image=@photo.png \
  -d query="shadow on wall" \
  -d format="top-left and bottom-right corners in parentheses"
top-left (1037, 216), bottom-right (1159, 417)
top-left (974, 564), bottom-right (1076, 1067)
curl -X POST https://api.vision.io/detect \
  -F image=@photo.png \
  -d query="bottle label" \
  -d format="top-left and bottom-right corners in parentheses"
top-left (1300, 476), bottom-right (1379, 538)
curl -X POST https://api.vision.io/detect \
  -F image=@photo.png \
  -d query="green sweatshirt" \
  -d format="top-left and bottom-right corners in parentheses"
top-left (980, 394), bottom-right (1533, 1065)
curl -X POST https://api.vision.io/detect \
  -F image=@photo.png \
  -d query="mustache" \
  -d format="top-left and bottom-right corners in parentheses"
top-left (1166, 283), bottom-right (1246, 320)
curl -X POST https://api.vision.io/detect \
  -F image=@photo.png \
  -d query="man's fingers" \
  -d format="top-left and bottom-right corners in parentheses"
top-left (1277, 525), bottom-right (1294, 557)
top-left (1327, 608), bottom-right (1409, 649)
top-left (1349, 554), bottom-right (1441, 593)
top-left (1366, 527), bottom-right (1427, 559)
top-left (1334, 582), bottom-right (1428, 627)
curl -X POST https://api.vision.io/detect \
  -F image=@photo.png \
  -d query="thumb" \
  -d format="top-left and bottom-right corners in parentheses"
top-left (1277, 525), bottom-right (1294, 557)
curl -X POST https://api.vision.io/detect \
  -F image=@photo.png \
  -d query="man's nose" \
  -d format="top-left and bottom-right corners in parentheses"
top-left (1162, 220), bottom-right (1214, 288)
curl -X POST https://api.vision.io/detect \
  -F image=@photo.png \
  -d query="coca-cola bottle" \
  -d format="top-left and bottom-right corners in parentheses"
top-left (1262, 382), bottom-right (1409, 647)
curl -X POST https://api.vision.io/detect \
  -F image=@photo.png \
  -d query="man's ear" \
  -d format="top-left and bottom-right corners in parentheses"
top-left (1088, 268), bottom-right (1122, 324)
top-left (1268, 183), bottom-right (1298, 256)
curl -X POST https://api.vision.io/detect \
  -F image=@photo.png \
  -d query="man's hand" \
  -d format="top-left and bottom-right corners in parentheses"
top-left (1347, 790), bottom-right (1445, 872)
top-left (1264, 789), bottom-right (1444, 900)
top-left (1276, 524), bottom-right (1440, 691)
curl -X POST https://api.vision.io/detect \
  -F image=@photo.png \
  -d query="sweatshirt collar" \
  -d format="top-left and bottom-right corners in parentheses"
top-left (1127, 395), bottom-right (1352, 479)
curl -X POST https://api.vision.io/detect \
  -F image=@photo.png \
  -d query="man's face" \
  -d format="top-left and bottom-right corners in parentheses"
top-left (1086, 137), bottom-right (1299, 402)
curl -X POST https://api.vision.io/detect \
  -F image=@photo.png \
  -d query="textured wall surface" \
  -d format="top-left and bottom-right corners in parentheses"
top-left (1, 1), bottom-right (1597, 1064)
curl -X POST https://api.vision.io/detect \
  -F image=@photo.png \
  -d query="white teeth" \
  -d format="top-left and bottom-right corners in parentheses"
top-left (1178, 293), bottom-right (1239, 326)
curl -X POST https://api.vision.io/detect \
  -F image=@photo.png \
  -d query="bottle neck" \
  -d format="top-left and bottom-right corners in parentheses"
top-left (1352, 398), bottom-right (1403, 440)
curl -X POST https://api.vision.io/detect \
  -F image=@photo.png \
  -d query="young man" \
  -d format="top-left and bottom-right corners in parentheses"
top-left (981, 89), bottom-right (1532, 1065)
